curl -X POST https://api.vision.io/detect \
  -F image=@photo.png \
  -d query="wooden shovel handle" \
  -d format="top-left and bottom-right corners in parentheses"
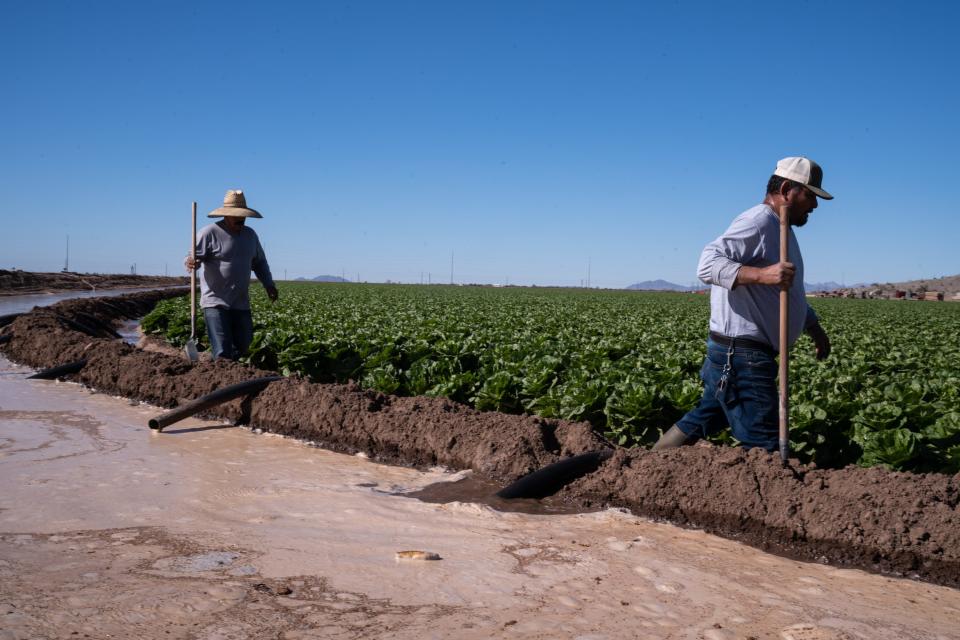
top-left (191, 202), bottom-right (197, 339)
top-left (778, 205), bottom-right (790, 464)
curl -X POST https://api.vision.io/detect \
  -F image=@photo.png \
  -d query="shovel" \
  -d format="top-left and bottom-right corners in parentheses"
top-left (778, 204), bottom-right (790, 465)
top-left (184, 201), bottom-right (199, 362)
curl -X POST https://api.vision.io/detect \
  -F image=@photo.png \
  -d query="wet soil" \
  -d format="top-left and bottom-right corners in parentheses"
top-left (564, 447), bottom-right (960, 587)
top-left (2, 290), bottom-right (958, 589)
top-left (0, 527), bottom-right (466, 640)
top-left (404, 474), bottom-right (593, 515)
top-left (0, 269), bottom-right (187, 295)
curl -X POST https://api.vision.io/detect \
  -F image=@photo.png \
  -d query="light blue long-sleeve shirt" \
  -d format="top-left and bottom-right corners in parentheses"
top-left (195, 221), bottom-right (275, 310)
top-left (697, 204), bottom-right (818, 351)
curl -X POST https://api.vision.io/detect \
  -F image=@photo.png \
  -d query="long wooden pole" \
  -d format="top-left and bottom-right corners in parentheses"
top-left (190, 202), bottom-right (197, 341)
top-left (778, 204), bottom-right (790, 465)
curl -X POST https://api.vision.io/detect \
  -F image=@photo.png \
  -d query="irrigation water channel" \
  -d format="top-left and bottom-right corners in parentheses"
top-left (0, 291), bottom-right (958, 639)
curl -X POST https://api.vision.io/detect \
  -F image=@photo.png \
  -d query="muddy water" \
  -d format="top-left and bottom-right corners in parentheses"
top-left (1, 354), bottom-right (959, 639)
top-left (0, 286), bottom-right (184, 316)
top-left (1, 289), bottom-right (175, 346)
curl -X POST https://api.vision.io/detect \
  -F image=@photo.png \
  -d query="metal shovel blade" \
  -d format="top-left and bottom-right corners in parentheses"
top-left (184, 337), bottom-right (199, 362)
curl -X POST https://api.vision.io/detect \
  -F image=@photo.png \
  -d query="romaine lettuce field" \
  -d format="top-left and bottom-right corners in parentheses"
top-left (143, 283), bottom-right (960, 472)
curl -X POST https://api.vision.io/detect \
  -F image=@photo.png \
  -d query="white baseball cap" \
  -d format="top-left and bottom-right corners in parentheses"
top-left (773, 157), bottom-right (833, 200)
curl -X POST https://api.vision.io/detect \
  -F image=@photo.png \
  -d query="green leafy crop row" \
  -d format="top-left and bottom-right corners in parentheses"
top-left (142, 284), bottom-right (960, 472)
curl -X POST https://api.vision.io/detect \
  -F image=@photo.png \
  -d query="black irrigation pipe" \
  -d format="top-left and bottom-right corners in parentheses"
top-left (148, 376), bottom-right (283, 432)
top-left (496, 449), bottom-right (615, 500)
top-left (0, 313), bottom-right (23, 328)
top-left (27, 359), bottom-right (88, 380)
top-left (56, 312), bottom-right (121, 339)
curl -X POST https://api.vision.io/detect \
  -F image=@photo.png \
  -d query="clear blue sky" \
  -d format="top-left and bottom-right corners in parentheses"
top-left (3, 0), bottom-right (957, 287)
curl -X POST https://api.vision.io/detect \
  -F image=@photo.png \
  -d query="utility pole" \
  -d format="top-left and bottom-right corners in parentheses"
top-left (450, 252), bottom-right (454, 285)
top-left (63, 235), bottom-right (69, 272)
top-left (164, 263), bottom-right (168, 276)
top-left (284, 268), bottom-right (287, 281)
top-left (587, 257), bottom-right (591, 289)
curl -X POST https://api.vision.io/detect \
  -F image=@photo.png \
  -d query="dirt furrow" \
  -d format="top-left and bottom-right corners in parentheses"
top-left (1, 291), bottom-right (958, 588)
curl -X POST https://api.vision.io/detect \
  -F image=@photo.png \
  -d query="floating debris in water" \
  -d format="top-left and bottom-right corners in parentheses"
top-left (395, 550), bottom-right (441, 561)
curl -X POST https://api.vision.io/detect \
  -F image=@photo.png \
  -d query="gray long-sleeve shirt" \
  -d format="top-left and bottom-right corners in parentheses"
top-left (195, 221), bottom-right (275, 310)
top-left (697, 204), bottom-right (818, 351)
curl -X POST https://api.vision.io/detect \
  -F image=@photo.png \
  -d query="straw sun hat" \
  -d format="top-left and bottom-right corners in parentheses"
top-left (207, 190), bottom-right (263, 218)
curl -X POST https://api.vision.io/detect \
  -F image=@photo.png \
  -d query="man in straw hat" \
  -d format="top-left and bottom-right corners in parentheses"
top-left (185, 190), bottom-right (279, 360)
top-left (653, 157), bottom-right (833, 451)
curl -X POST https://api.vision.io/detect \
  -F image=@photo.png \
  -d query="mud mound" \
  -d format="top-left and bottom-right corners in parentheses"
top-left (0, 270), bottom-right (187, 295)
top-left (2, 291), bottom-right (959, 588)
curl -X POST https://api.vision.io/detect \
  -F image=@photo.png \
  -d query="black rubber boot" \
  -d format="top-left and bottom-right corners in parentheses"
top-left (652, 425), bottom-right (692, 450)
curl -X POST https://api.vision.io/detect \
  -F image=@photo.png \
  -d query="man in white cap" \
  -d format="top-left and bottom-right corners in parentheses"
top-left (185, 190), bottom-right (279, 360)
top-left (653, 157), bottom-right (833, 451)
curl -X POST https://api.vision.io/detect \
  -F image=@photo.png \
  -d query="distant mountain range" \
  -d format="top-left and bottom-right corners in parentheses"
top-left (295, 275), bottom-right (351, 283)
top-left (805, 282), bottom-right (855, 292)
top-left (626, 280), bottom-right (701, 291)
top-left (625, 280), bottom-right (857, 292)
top-left (290, 274), bottom-right (950, 293)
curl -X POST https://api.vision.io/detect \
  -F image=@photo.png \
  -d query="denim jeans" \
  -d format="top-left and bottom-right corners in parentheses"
top-left (202, 307), bottom-right (253, 361)
top-left (676, 338), bottom-right (779, 451)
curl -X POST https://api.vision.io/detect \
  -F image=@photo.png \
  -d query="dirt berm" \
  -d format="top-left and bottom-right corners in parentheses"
top-left (2, 290), bottom-right (958, 588)
top-left (0, 269), bottom-right (187, 295)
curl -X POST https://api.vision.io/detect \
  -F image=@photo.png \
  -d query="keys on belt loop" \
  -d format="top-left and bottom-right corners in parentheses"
top-left (717, 341), bottom-right (734, 392)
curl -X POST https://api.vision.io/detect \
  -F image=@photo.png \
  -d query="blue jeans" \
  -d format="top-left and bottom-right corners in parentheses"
top-left (202, 307), bottom-right (253, 361)
top-left (676, 338), bottom-right (779, 451)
